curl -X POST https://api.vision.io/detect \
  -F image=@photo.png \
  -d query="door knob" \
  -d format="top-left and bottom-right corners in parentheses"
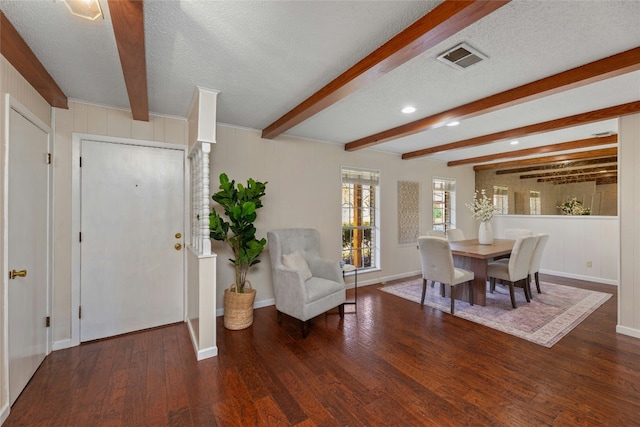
top-left (175, 243), bottom-right (182, 250)
top-left (9, 269), bottom-right (27, 279)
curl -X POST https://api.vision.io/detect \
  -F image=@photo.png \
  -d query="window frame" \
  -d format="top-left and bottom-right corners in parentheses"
top-left (432, 177), bottom-right (456, 232)
top-left (341, 167), bottom-right (380, 271)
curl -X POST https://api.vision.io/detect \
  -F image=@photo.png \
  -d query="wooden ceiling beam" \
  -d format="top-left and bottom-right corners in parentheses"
top-left (520, 164), bottom-right (617, 179)
top-left (494, 156), bottom-right (618, 175)
top-left (539, 172), bottom-right (617, 184)
top-left (447, 134), bottom-right (616, 167)
top-left (404, 101), bottom-right (639, 160)
top-left (108, 0), bottom-right (149, 121)
top-left (261, 0), bottom-right (510, 140)
top-left (349, 46), bottom-right (640, 152)
top-left (473, 147), bottom-right (617, 171)
top-left (0, 12), bottom-right (68, 109)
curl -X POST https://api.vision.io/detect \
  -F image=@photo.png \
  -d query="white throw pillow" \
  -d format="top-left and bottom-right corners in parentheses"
top-left (282, 251), bottom-right (312, 281)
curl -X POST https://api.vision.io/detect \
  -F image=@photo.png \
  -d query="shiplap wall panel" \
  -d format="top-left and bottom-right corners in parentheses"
top-left (0, 57), bottom-right (51, 126)
top-left (86, 104), bottom-right (107, 135)
top-left (132, 118), bottom-right (154, 140)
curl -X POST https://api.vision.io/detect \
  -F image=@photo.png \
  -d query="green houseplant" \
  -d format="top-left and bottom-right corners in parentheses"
top-left (210, 173), bottom-right (267, 329)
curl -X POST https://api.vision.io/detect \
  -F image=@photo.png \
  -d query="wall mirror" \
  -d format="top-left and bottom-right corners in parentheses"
top-left (474, 144), bottom-right (617, 216)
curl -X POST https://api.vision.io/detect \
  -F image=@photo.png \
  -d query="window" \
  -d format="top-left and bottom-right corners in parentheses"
top-left (341, 167), bottom-right (380, 270)
top-left (432, 178), bottom-right (456, 232)
top-left (529, 190), bottom-right (541, 215)
top-left (493, 185), bottom-right (508, 215)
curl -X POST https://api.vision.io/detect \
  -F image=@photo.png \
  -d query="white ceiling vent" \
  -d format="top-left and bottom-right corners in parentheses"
top-left (437, 43), bottom-right (487, 70)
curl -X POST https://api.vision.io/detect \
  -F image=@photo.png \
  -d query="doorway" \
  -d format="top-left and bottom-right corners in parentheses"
top-left (77, 137), bottom-right (186, 342)
top-left (6, 98), bottom-right (52, 405)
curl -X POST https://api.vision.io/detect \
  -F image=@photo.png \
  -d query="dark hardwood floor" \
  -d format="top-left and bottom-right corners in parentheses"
top-left (5, 274), bottom-right (640, 426)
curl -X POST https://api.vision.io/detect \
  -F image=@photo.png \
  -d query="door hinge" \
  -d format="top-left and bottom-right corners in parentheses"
top-left (46, 316), bottom-right (51, 327)
top-left (79, 306), bottom-right (82, 319)
top-left (47, 153), bottom-right (52, 164)
top-left (79, 232), bottom-right (82, 242)
top-left (79, 156), bottom-right (82, 167)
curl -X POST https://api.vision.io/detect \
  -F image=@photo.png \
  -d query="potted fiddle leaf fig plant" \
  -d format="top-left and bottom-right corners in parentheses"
top-left (210, 173), bottom-right (267, 330)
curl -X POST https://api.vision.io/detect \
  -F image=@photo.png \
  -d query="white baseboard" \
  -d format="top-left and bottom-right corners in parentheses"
top-left (360, 270), bottom-right (421, 287)
top-left (186, 318), bottom-right (218, 360)
top-left (616, 325), bottom-right (640, 339)
top-left (1, 403), bottom-right (9, 425)
top-left (540, 269), bottom-right (618, 286)
top-left (216, 297), bottom-right (276, 317)
top-left (196, 346), bottom-right (218, 360)
top-left (216, 271), bottom-right (422, 316)
top-left (52, 338), bottom-right (74, 351)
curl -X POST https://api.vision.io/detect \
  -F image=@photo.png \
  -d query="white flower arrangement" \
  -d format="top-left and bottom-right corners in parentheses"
top-left (557, 197), bottom-right (591, 215)
top-left (466, 189), bottom-right (499, 222)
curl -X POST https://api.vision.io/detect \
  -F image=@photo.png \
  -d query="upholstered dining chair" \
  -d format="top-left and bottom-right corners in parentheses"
top-left (504, 228), bottom-right (533, 240)
top-left (267, 228), bottom-right (346, 338)
top-left (447, 228), bottom-right (465, 242)
top-left (487, 235), bottom-right (538, 308)
top-left (529, 233), bottom-right (550, 295)
top-left (417, 236), bottom-right (474, 314)
top-left (425, 230), bottom-right (446, 238)
top-left (419, 231), bottom-right (447, 288)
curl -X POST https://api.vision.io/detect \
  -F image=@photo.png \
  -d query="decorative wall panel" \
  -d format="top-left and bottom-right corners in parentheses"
top-left (398, 181), bottom-right (420, 244)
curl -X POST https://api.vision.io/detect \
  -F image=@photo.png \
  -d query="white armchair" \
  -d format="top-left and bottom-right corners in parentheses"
top-left (267, 228), bottom-right (346, 338)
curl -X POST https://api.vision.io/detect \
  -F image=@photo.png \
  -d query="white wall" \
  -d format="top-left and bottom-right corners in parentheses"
top-left (492, 215), bottom-right (619, 285)
top-left (618, 113), bottom-right (640, 338)
top-left (211, 125), bottom-right (477, 310)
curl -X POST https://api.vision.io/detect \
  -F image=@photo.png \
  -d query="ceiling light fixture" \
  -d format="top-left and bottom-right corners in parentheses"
top-left (446, 121), bottom-right (460, 127)
top-left (401, 106), bottom-right (416, 114)
top-left (510, 140), bottom-right (519, 145)
top-left (61, 0), bottom-right (103, 21)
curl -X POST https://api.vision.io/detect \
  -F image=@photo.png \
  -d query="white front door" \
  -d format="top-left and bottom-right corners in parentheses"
top-left (80, 140), bottom-right (185, 342)
top-left (7, 107), bottom-right (50, 405)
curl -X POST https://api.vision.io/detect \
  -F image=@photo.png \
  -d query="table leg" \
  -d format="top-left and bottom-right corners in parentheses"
top-left (453, 255), bottom-right (488, 306)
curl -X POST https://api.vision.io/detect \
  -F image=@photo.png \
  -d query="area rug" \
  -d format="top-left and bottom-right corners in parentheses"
top-left (380, 278), bottom-right (612, 347)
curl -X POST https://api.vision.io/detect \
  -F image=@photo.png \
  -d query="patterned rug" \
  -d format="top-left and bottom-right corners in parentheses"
top-left (380, 277), bottom-right (612, 347)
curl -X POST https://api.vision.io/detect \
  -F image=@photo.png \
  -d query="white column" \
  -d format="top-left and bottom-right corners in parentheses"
top-left (188, 141), bottom-right (211, 256)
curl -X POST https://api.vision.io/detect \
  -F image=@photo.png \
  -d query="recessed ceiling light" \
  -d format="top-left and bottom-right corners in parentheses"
top-left (510, 140), bottom-right (519, 145)
top-left (401, 106), bottom-right (416, 114)
top-left (446, 121), bottom-right (460, 127)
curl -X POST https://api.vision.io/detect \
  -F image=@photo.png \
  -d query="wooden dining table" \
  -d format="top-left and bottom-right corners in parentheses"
top-left (448, 238), bottom-right (515, 306)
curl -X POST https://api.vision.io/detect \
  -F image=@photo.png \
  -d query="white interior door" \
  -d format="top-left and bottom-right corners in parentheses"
top-left (8, 107), bottom-right (50, 406)
top-left (80, 140), bottom-right (185, 342)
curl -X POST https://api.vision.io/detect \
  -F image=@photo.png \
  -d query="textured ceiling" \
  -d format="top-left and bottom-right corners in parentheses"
top-left (1, 0), bottom-right (639, 164)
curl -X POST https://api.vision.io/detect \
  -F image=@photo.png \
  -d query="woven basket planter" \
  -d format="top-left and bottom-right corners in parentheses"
top-left (223, 284), bottom-right (256, 330)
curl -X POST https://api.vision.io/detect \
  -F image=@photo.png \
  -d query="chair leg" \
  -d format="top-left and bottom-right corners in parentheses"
top-left (527, 275), bottom-right (534, 300)
top-left (277, 310), bottom-right (282, 324)
top-left (489, 277), bottom-right (496, 293)
top-left (522, 279), bottom-right (531, 303)
top-left (450, 294), bottom-right (455, 315)
top-left (508, 281), bottom-right (517, 309)
top-left (468, 282), bottom-right (474, 306)
top-left (535, 272), bottom-right (541, 293)
top-left (338, 303), bottom-right (345, 318)
top-left (421, 279), bottom-right (427, 305)
top-left (440, 282), bottom-right (445, 298)
top-left (430, 280), bottom-right (434, 288)
top-left (302, 320), bottom-right (310, 338)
